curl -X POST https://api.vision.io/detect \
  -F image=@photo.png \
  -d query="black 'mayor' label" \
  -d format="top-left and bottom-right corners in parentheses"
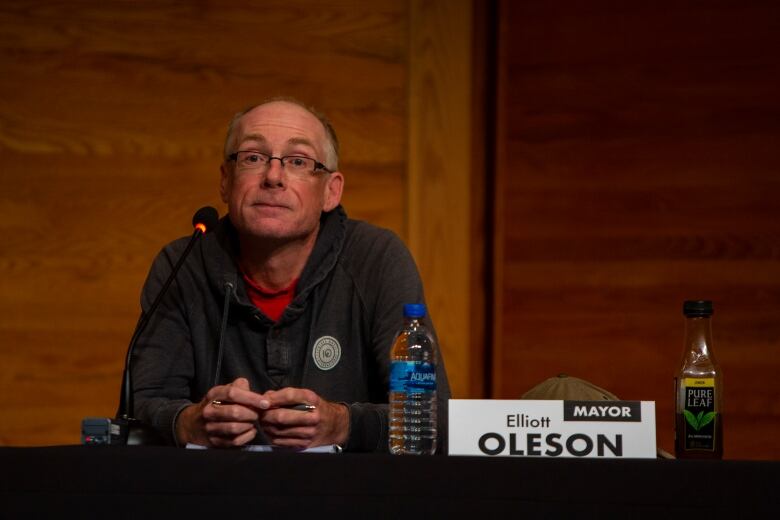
top-left (682, 378), bottom-right (716, 451)
top-left (563, 401), bottom-right (642, 422)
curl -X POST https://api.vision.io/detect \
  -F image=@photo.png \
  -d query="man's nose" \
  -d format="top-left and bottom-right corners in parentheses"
top-left (262, 158), bottom-right (285, 187)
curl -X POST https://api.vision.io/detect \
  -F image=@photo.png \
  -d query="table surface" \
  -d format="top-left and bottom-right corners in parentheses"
top-left (2, 446), bottom-right (778, 518)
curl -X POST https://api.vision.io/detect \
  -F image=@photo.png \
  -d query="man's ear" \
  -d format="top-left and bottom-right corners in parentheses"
top-left (219, 163), bottom-right (230, 203)
top-left (322, 171), bottom-right (344, 212)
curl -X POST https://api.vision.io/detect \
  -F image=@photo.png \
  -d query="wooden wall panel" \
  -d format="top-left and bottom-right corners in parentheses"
top-left (408, 0), bottom-right (485, 399)
top-left (494, 0), bottom-right (780, 459)
top-left (0, 0), bottom-right (411, 445)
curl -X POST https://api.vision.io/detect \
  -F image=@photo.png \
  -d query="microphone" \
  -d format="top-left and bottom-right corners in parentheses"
top-left (87, 206), bottom-right (219, 446)
top-left (192, 206), bottom-right (220, 235)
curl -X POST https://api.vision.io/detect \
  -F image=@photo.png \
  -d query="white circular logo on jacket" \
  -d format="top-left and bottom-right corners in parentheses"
top-left (312, 336), bottom-right (341, 371)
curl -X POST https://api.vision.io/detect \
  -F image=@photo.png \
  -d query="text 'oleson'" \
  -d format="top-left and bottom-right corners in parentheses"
top-left (478, 432), bottom-right (623, 457)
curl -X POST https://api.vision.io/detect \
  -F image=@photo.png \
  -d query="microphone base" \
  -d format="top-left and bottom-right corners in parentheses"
top-left (80, 416), bottom-right (166, 446)
top-left (81, 417), bottom-right (126, 445)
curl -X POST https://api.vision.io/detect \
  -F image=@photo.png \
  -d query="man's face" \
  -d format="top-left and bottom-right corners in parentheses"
top-left (220, 102), bottom-right (343, 244)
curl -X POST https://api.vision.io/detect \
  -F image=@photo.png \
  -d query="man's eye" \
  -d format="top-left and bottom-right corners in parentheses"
top-left (246, 154), bottom-right (261, 163)
top-left (289, 157), bottom-right (307, 167)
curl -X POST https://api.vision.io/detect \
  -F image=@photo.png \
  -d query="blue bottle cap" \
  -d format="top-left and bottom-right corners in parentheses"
top-left (403, 303), bottom-right (426, 318)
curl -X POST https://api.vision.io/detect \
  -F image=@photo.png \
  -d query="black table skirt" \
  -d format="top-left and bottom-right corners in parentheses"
top-left (1, 446), bottom-right (777, 518)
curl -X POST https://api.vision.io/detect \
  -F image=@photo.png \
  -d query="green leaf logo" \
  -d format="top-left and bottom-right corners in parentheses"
top-left (683, 410), bottom-right (699, 429)
top-left (699, 411), bottom-right (716, 429)
top-left (683, 410), bottom-right (716, 431)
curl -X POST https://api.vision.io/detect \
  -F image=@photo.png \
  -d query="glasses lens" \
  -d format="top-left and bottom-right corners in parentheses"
top-left (284, 156), bottom-right (314, 172)
top-left (236, 151), bottom-right (269, 170)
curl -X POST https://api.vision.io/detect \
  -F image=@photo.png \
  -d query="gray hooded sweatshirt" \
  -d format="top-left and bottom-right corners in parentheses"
top-left (131, 206), bottom-right (450, 452)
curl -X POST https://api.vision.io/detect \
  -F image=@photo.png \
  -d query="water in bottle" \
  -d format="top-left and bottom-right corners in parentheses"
top-left (389, 303), bottom-right (437, 455)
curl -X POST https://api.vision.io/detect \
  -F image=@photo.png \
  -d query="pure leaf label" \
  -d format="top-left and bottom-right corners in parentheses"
top-left (682, 382), bottom-right (717, 451)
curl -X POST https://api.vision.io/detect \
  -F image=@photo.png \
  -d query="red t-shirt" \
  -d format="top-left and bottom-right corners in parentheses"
top-left (242, 272), bottom-right (298, 322)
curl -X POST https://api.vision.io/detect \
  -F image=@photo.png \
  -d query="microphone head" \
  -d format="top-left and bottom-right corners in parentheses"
top-left (192, 206), bottom-right (219, 234)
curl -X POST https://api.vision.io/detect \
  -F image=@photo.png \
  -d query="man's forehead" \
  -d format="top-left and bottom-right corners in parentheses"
top-left (237, 133), bottom-right (317, 150)
top-left (238, 102), bottom-right (324, 136)
top-left (233, 104), bottom-right (327, 156)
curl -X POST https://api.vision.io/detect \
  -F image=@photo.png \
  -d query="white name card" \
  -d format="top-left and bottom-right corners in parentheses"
top-left (449, 399), bottom-right (656, 458)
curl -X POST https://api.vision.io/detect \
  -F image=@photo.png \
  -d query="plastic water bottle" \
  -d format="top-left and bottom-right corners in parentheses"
top-left (389, 303), bottom-right (437, 455)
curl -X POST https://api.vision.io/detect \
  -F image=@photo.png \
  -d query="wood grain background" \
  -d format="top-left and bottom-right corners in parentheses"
top-left (2, 0), bottom-right (779, 460)
top-left (408, 0), bottom-right (486, 400)
top-left (0, 0), bottom-right (416, 445)
top-left (493, 0), bottom-right (780, 459)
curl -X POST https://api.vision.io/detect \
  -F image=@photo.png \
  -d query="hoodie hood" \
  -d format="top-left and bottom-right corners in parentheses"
top-left (199, 205), bottom-right (348, 323)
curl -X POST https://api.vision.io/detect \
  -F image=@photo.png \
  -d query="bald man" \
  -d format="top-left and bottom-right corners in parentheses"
top-left (130, 99), bottom-right (451, 452)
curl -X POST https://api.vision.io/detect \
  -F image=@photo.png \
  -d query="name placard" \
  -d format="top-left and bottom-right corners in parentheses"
top-left (448, 399), bottom-right (656, 458)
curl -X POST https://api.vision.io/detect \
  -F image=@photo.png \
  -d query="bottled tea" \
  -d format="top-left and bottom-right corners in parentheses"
top-left (674, 300), bottom-right (723, 459)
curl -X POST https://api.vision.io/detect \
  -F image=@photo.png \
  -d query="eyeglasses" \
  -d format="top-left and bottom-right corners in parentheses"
top-left (227, 150), bottom-right (332, 176)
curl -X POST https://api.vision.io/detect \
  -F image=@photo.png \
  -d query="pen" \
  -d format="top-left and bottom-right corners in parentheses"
top-left (210, 400), bottom-right (316, 411)
top-left (286, 403), bottom-right (317, 412)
